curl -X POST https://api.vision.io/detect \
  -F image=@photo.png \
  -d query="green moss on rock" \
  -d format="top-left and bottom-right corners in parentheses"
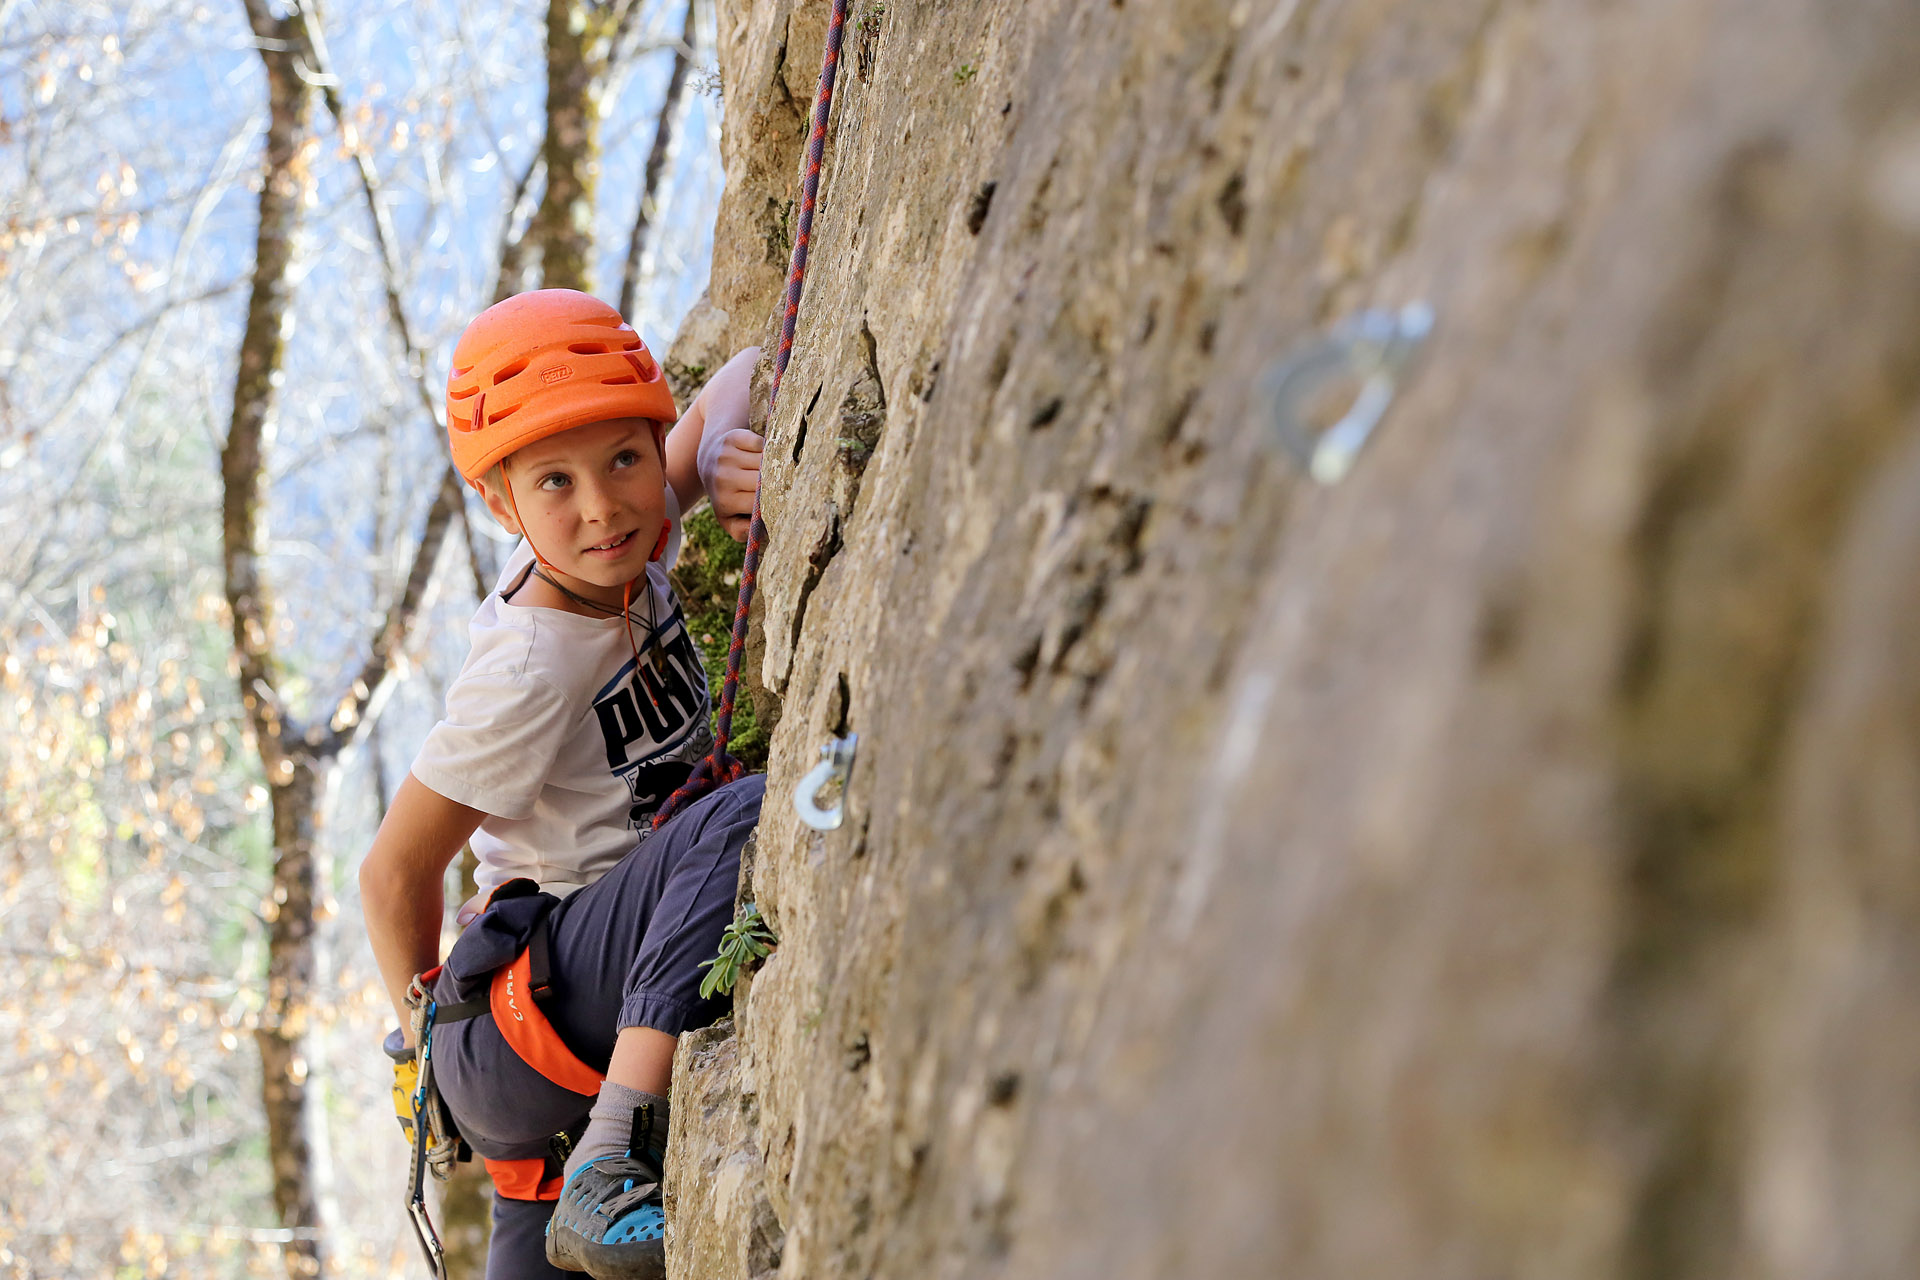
top-left (670, 503), bottom-right (769, 770)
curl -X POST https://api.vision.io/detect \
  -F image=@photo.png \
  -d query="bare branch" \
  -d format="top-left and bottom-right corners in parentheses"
top-left (318, 464), bottom-right (465, 757)
top-left (268, 3), bottom-right (475, 760)
top-left (606, 0), bottom-right (648, 56)
top-left (493, 151), bottom-right (546, 303)
top-left (461, 485), bottom-right (501, 601)
top-left (238, 0), bottom-right (284, 43)
top-left (12, 278), bottom-right (247, 585)
top-left (297, 10), bottom-right (440, 431)
top-left (10, 111), bottom-right (258, 583)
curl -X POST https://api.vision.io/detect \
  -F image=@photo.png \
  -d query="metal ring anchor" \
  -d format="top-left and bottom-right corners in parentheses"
top-left (793, 733), bottom-right (858, 831)
top-left (1264, 301), bottom-right (1435, 485)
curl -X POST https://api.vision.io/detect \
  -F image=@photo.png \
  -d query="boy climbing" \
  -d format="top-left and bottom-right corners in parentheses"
top-left (359, 288), bottom-right (766, 1280)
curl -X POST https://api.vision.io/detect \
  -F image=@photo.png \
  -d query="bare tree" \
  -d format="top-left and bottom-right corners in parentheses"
top-left (222, 5), bottom-right (327, 1273)
top-left (223, 1), bottom-right (468, 1270)
top-left (529, 0), bottom-right (644, 291)
top-left (620, 0), bottom-right (698, 319)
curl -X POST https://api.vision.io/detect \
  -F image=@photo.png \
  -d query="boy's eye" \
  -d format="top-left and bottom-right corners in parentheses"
top-left (611, 449), bottom-right (640, 469)
top-left (537, 472), bottom-right (570, 492)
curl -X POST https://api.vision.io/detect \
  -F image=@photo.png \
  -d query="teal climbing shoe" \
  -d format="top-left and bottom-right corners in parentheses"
top-left (545, 1153), bottom-right (666, 1278)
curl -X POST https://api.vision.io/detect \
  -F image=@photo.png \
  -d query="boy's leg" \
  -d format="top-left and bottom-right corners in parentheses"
top-left (541, 773), bottom-right (767, 1061)
top-left (537, 774), bottom-right (765, 1276)
top-left (489, 1196), bottom-right (573, 1280)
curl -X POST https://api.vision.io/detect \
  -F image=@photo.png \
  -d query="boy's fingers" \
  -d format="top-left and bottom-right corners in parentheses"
top-left (728, 429), bottom-right (766, 455)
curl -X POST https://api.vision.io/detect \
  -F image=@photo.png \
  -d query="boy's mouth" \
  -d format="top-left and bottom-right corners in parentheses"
top-left (584, 530), bottom-right (636, 556)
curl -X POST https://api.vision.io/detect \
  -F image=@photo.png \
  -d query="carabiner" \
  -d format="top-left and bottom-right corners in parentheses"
top-left (793, 733), bottom-right (858, 831)
top-left (1264, 301), bottom-right (1435, 484)
top-left (405, 998), bottom-right (450, 1280)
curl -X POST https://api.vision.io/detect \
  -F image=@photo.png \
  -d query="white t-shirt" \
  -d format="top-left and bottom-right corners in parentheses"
top-left (411, 512), bottom-right (715, 899)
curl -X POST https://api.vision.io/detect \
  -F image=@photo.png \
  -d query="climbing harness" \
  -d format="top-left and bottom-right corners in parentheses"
top-left (1264, 301), bottom-right (1435, 484)
top-left (418, 890), bottom-right (604, 1190)
top-left (392, 883), bottom-right (606, 1272)
top-left (792, 733), bottom-right (858, 830)
top-left (654, 0), bottom-right (853, 830)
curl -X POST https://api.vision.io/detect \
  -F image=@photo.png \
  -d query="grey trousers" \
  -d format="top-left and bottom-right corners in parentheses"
top-left (428, 774), bottom-right (763, 1280)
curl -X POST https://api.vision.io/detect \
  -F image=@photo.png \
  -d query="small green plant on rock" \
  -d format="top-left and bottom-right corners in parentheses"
top-left (698, 902), bottom-right (777, 998)
top-left (860, 3), bottom-right (885, 35)
top-left (953, 62), bottom-right (977, 85)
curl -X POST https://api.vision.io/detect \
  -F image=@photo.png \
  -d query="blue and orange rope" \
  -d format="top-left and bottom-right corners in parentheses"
top-left (655, 0), bottom-right (851, 828)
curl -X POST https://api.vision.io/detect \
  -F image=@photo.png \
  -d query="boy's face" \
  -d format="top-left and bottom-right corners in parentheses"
top-left (481, 417), bottom-right (668, 608)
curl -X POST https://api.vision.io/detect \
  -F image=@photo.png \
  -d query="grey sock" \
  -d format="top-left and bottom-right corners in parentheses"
top-left (564, 1081), bottom-right (670, 1185)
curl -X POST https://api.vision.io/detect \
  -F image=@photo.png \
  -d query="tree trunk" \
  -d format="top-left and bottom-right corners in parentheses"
top-left (532, 0), bottom-right (616, 292)
top-left (255, 756), bottom-right (325, 1279)
top-left (220, 11), bottom-right (310, 765)
top-left (223, 7), bottom-right (325, 1274)
top-left (620, 0), bottom-right (699, 319)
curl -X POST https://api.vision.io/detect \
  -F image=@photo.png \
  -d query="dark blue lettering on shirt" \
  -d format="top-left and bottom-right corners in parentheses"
top-left (589, 605), bottom-right (711, 829)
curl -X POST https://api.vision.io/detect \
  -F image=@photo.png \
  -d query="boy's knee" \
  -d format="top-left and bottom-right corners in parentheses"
top-left (656, 772), bottom-right (764, 848)
top-left (707, 772), bottom-right (766, 828)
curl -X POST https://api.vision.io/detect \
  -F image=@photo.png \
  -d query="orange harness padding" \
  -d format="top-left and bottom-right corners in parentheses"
top-left (484, 1155), bottom-right (566, 1202)
top-left (479, 946), bottom-right (604, 1203)
top-left (489, 946), bottom-right (606, 1098)
top-left (425, 887), bottom-right (605, 1202)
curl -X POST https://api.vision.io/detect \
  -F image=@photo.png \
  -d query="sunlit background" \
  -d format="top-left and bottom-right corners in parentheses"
top-left (0, 1), bottom-right (725, 1273)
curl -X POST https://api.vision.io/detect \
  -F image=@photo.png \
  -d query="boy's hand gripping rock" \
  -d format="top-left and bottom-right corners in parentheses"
top-left (698, 428), bottom-right (764, 540)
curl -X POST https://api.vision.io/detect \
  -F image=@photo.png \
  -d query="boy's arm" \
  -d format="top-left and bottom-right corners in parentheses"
top-left (663, 346), bottom-right (763, 540)
top-left (359, 772), bottom-right (485, 1044)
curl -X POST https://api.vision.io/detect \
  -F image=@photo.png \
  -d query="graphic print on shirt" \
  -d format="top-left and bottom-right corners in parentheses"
top-left (589, 605), bottom-right (712, 829)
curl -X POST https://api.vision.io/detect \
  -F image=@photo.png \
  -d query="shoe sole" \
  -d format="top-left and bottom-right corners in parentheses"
top-left (547, 1233), bottom-right (665, 1280)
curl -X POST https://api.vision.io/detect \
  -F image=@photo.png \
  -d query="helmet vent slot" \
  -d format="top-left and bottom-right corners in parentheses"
top-left (486, 401), bottom-right (522, 424)
top-left (568, 342), bottom-right (611, 355)
top-left (602, 373), bottom-right (639, 386)
top-left (492, 357), bottom-right (529, 385)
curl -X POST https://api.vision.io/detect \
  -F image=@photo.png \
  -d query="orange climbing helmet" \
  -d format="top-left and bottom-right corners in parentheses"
top-left (445, 289), bottom-right (678, 483)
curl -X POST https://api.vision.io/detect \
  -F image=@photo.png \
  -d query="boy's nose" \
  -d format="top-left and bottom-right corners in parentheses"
top-left (578, 477), bottom-right (622, 522)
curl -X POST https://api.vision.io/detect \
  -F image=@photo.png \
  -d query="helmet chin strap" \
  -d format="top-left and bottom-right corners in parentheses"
top-left (499, 469), bottom-right (560, 575)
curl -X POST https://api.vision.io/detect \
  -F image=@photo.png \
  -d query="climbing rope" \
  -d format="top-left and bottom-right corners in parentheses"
top-left (655, 0), bottom-right (851, 829)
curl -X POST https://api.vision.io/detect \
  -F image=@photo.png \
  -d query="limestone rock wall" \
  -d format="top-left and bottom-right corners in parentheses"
top-left (666, 2), bottom-right (1920, 1278)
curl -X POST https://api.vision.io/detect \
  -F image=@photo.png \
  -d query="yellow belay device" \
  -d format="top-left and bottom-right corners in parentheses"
top-left (389, 971), bottom-right (470, 1280)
